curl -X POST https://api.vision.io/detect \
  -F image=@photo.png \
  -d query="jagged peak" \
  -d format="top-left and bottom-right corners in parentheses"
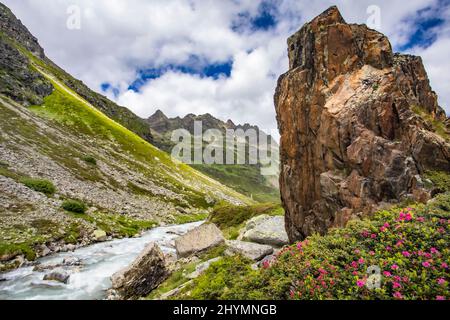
top-left (148, 109), bottom-right (168, 120)
top-left (0, 2), bottom-right (45, 58)
top-left (311, 6), bottom-right (346, 27)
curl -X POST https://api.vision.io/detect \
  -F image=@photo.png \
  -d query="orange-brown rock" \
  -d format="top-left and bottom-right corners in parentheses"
top-left (275, 6), bottom-right (450, 242)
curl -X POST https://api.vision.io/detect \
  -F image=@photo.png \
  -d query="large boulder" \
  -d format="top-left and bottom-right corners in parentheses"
top-left (175, 223), bottom-right (225, 258)
top-left (111, 243), bottom-right (168, 299)
top-left (275, 6), bottom-right (450, 242)
top-left (226, 240), bottom-right (274, 261)
top-left (240, 215), bottom-right (289, 247)
top-left (43, 269), bottom-right (70, 284)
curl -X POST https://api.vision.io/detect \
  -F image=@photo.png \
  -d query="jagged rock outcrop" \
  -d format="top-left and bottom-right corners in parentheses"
top-left (110, 243), bottom-right (168, 300)
top-left (275, 6), bottom-right (450, 242)
top-left (0, 3), bottom-right (45, 58)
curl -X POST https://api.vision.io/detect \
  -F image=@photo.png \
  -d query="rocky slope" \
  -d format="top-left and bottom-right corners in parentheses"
top-left (147, 110), bottom-right (280, 203)
top-left (275, 6), bottom-right (450, 242)
top-left (0, 2), bottom-right (251, 270)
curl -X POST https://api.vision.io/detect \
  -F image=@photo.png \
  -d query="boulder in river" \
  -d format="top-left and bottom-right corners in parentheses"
top-left (43, 269), bottom-right (70, 284)
top-left (226, 240), bottom-right (274, 261)
top-left (175, 223), bottom-right (225, 258)
top-left (240, 215), bottom-right (289, 247)
top-left (111, 242), bottom-right (168, 300)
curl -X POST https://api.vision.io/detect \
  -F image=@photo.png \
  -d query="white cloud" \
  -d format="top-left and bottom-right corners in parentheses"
top-left (2, 0), bottom-right (448, 138)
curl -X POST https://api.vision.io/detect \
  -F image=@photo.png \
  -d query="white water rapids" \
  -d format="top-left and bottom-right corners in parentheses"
top-left (0, 221), bottom-right (203, 300)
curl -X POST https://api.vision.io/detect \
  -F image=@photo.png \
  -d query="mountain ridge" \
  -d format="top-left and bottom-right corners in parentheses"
top-left (0, 1), bottom-right (253, 271)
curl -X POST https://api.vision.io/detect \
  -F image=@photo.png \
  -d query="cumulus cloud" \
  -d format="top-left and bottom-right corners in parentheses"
top-left (3, 0), bottom-right (449, 138)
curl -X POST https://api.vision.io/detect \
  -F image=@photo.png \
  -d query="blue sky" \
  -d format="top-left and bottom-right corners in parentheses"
top-left (3, 0), bottom-right (450, 137)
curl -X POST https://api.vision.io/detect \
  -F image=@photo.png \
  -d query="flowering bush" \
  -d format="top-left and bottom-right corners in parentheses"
top-left (181, 193), bottom-right (449, 300)
top-left (254, 193), bottom-right (450, 300)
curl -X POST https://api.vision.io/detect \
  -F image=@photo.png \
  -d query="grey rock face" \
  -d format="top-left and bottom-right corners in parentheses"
top-left (111, 243), bottom-right (168, 300)
top-left (175, 223), bottom-right (225, 258)
top-left (0, 3), bottom-right (45, 58)
top-left (226, 240), bottom-right (273, 261)
top-left (240, 215), bottom-right (289, 247)
top-left (0, 39), bottom-right (53, 106)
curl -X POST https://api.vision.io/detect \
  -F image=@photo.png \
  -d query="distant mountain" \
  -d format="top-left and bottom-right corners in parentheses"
top-left (0, 2), bottom-right (251, 271)
top-left (147, 110), bottom-right (280, 203)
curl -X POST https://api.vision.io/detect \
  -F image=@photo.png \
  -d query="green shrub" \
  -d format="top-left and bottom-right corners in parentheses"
top-left (183, 193), bottom-right (450, 300)
top-left (62, 199), bottom-right (87, 214)
top-left (208, 202), bottom-right (283, 239)
top-left (181, 255), bottom-right (261, 300)
top-left (21, 178), bottom-right (56, 195)
top-left (209, 203), bottom-right (283, 229)
top-left (82, 155), bottom-right (97, 165)
top-left (424, 171), bottom-right (450, 193)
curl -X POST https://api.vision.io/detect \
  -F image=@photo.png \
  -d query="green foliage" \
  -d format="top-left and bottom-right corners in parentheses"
top-left (0, 243), bottom-right (36, 262)
top-left (74, 211), bottom-right (156, 238)
top-left (61, 199), bottom-right (87, 214)
top-left (82, 155), bottom-right (97, 165)
top-left (209, 202), bottom-right (284, 239)
top-left (147, 262), bottom-right (198, 300)
top-left (183, 194), bottom-right (450, 300)
top-left (192, 164), bottom-right (280, 203)
top-left (412, 105), bottom-right (449, 141)
top-left (424, 171), bottom-right (450, 193)
top-left (179, 255), bottom-right (262, 300)
top-left (173, 212), bottom-right (209, 225)
top-left (20, 178), bottom-right (56, 196)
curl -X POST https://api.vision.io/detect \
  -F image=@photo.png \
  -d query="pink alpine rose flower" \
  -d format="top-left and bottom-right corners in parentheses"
top-left (393, 292), bottom-right (403, 300)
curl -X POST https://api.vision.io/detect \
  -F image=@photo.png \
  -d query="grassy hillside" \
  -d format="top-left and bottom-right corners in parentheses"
top-left (0, 29), bottom-right (252, 270)
top-left (147, 112), bottom-right (280, 203)
top-left (192, 164), bottom-right (280, 203)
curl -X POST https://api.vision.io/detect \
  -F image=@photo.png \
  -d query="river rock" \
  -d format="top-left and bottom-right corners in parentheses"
top-left (226, 240), bottom-right (274, 261)
top-left (175, 223), bottom-right (225, 258)
top-left (93, 229), bottom-right (107, 242)
top-left (111, 242), bottom-right (168, 299)
top-left (240, 215), bottom-right (289, 247)
top-left (31, 280), bottom-right (65, 289)
top-left (63, 256), bottom-right (82, 266)
top-left (43, 269), bottom-right (70, 284)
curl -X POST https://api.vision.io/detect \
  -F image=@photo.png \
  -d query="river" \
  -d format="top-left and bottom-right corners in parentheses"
top-left (0, 221), bottom-right (203, 300)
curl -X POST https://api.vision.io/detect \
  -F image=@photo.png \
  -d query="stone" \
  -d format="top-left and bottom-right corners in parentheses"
top-left (111, 243), bottom-right (168, 300)
top-left (175, 223), bottom-right (225, 258)
top-left (43, 269), bottom-right (70, 284)
top-left (62, 257), bottom-right (82, 266)
top-left (31, 281), bottom-right (65, 289)
top-left (92, 229), bottom-right (107, 242)
top-left (38, 244), bottom-right (51, 257)
top-left (276, 6), bottom-right (450, 242)
top-left (186, 257), bottom-right (221, 279)
top-left (226, 240), bottom-right (274, 261)
top-left (240, 215), bottom-right (289, 247)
